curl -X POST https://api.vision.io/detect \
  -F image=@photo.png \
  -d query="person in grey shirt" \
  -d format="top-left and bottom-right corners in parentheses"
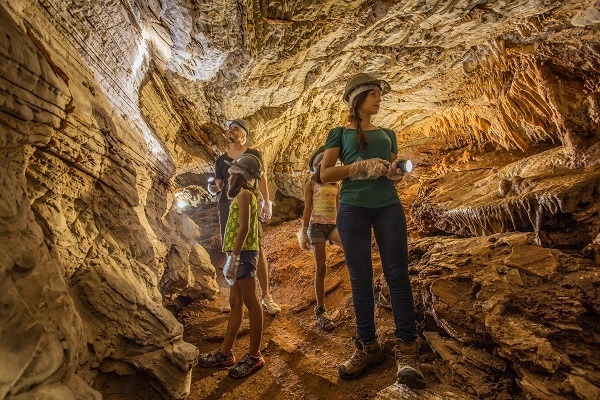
top-left (208, 118), bottom-right (281, 316)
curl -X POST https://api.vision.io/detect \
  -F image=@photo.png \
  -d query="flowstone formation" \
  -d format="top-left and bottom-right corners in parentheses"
top-left (0, 2), bottom-right (210, 399)
top-left (0, 0), bottom-right (598, 399)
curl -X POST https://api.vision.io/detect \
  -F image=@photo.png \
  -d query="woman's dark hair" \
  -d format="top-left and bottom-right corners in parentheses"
top-left (227, 173), bottom-right (253, 199)
top-left (348, 90), bottom-right (371, 149)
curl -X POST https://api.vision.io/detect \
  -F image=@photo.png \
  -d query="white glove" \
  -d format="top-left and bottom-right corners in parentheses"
top-left (260, 199), bottom-right (273, 221)
top-left (348, 158), bottom-right (390, 180)
top-left (223, 253), bottom-right (240, 286)
top-left (207, 182), bottom-right (220, 195)
top-left (296, 228), bottom-right (311, 250)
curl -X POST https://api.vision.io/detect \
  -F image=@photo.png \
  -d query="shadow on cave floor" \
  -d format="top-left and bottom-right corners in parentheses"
top-left (178, 219), bottom-right (482, 400)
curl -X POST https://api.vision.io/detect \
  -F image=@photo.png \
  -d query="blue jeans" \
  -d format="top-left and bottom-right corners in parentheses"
top-left (336, 203), bottom-right (417, 343)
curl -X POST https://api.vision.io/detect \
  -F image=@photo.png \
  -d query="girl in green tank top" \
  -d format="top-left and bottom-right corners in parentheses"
top-left (198, 153), bottom-right (266, 379)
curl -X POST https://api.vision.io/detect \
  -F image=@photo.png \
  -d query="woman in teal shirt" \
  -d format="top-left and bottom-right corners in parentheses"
top-left (320, 73), bottom-right (426, 389)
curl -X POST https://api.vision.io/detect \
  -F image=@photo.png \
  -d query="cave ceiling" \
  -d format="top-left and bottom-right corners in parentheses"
top-left (4, 0), bottom-right (598, 200)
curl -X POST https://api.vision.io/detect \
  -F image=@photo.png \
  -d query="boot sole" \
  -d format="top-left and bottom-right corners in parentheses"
top-left (338, 353), bottom-right (386, 380)
top-left (397, 369), bottom-right (426, 389)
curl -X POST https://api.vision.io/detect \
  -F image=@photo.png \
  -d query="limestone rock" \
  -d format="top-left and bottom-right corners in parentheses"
top-left (412, 233), bottom-right (599, 399)
top-left (0, 3), bottom-right (209, 399)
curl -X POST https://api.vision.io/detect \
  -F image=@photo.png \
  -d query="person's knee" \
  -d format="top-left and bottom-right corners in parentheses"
top-left (230, 296), bottom-right (244, 310)
top-left (242, 295), bottom-right (260, 309)
top-left (349, 273), bottom-right (375, 293)
top-left (383, 264), bottom-right (410, 282)
top-left (348, 264), bottom-right (374, 280)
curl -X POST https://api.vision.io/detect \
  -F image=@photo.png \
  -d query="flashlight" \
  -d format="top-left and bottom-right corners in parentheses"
top-left (207, 177), bottom-right (220, 195)
top-left (396, 160), bottom-right (413, 173)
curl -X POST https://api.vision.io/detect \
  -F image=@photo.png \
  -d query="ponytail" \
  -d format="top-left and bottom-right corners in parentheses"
top-left (348, 90), bottom-right (370, 149)
top-left (227, 174), bottom-right (244, 199)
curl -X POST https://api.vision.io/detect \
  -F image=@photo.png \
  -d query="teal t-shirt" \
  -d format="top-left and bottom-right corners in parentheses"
top-left (324, 127), bottom-right (399, 208)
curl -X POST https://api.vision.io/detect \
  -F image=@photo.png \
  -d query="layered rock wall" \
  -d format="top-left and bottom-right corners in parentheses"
top-left (0, 2), bottom-right (216, 398)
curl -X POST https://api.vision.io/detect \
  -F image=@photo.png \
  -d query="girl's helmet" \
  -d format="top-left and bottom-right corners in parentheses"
top-left (308, 145), bottom-right (325, 173)
top-left (227, 153), bottom-right (263, 182)
top-left (343, 72), bottom-right (391, 104)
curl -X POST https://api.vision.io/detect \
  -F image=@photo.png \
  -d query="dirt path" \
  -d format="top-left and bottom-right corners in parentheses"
top-left (180, 220), bottom-right (472, 400)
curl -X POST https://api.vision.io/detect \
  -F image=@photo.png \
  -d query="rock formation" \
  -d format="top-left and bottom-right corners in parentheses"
top-left (0, 0), bottom-right (598, 399)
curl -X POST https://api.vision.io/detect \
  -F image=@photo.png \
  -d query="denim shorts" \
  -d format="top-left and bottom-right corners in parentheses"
top-left (235, 250), bottom-right (259, 280)
top-left (308, 223), bottom-right (337, 244)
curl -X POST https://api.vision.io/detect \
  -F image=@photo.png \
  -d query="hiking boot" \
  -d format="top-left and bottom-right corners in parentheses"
top-left (262, 295), bottom-right (281, 315)
top-left (338, 337), bottom-right (386, 380)
top-left (395, 338), bottom-right (426, 389)
top-left (228, 353), bottom-right (265, 379)
top-left (314, 305), bottom-right (335, 331)
top-left (198, 349), bottom-right (235, 368)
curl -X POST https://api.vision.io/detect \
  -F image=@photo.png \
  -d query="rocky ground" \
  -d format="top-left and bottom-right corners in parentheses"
top-left (179, 220), bottom-right (476, 400)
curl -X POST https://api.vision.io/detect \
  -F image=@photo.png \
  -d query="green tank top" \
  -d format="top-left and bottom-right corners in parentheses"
top-left (222, 189), bottom-right (260, 252)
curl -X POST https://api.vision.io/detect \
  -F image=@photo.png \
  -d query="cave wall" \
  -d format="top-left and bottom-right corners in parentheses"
top-left (409, 231), bottom-right (599, 399)
top-left (0, 2), bottom-right (216, 399)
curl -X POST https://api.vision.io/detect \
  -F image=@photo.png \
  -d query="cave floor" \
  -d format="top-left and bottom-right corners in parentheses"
top-left (179, 220), bottom-right (475, 400)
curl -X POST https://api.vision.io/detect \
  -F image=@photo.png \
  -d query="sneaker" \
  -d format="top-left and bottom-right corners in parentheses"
top-left (198, 349), bottom-right (235, 368)
top-left (314, 305), bottom-right (335, 331)
top-left (374, 284), bottom-right (392, 310)
top-left (228, 353), bottom-right (265, 379)
top-left (395, 339), bottom-right (426, 389)
top-left (262, 295), bottom-right (281, 315)
top-left (338, 337), bottom-right (386, 380)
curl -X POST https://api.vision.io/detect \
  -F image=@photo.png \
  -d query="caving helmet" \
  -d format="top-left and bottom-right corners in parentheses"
top-left (226, 153), bottom-right (263, 183)
top-left (308, 145), bottom-right (326, 174)
top-left (343, 72), bottom-right (391, 106)
top-left (226, 118), bottom-right (250, 136)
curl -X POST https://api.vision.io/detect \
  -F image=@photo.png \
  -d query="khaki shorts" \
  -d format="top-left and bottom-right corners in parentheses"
top-left (308, 223), bottom-right (337, 244)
